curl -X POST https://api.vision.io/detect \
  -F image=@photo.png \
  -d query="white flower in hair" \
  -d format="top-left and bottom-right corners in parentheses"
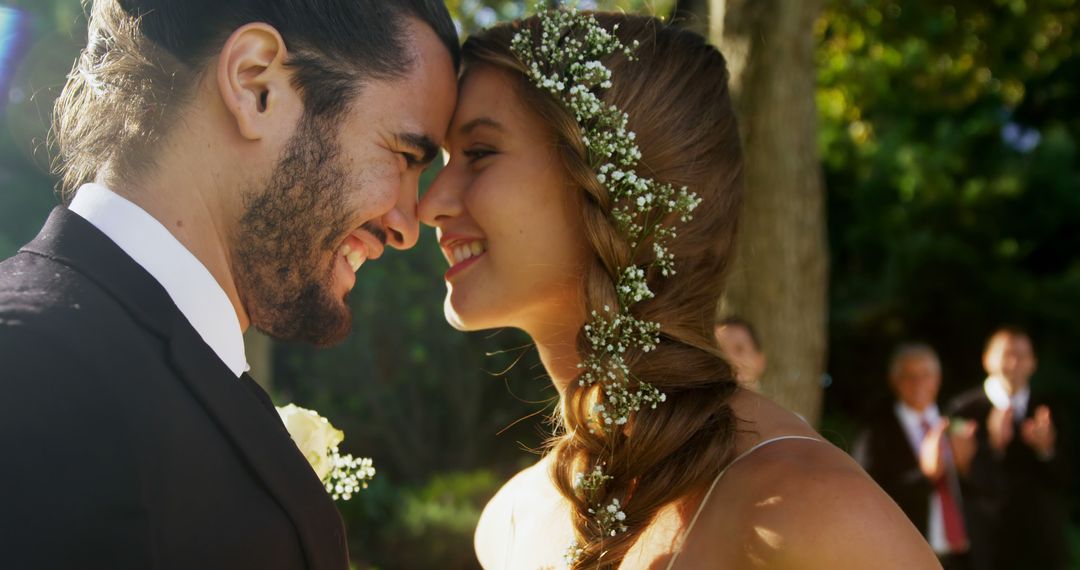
top-left (512, 6), bottom-right (701, 430)
top-left (511, 4), bottom-right (703, 562)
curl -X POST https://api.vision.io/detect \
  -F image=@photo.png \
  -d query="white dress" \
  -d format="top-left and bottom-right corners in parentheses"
top-left (487, 435), bottom-right (823, 569)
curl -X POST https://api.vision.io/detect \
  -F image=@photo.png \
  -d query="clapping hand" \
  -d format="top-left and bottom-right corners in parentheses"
top-left (1021, 405), bottom-right (1056, 459)
top-left (919, 419), bottom-right (950, 481)
top-left (948, 419), bottom-right (978, 477)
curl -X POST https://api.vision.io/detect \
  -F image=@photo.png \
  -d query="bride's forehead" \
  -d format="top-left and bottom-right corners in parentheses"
top-left (452, 68), bottom-right (536, 132)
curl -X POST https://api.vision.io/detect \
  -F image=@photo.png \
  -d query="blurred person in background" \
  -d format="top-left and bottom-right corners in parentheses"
top-left (854, 343), bottom-right (978, 570)
top-left (949, 327), bottom-right (1072, 570)
top-left (715, 315), bottom-right (766, 392)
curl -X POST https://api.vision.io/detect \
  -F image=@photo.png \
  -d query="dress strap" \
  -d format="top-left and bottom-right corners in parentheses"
top-left (664, 435), bottom-right (822, 570)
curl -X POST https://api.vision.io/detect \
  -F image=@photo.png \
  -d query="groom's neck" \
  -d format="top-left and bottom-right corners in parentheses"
top-left (98, 139), bottom-right (250, 331)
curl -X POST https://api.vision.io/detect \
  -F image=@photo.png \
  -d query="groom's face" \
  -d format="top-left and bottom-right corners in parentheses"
top-left (234, 21), bottom-right (456, 345)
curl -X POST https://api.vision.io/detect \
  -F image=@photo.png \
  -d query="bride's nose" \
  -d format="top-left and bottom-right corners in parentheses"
top-left (419, 161), bottom-right (465, 228)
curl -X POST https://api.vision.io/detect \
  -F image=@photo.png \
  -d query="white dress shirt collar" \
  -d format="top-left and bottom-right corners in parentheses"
top-left (69, 183), bottom-right (249, 377)
top-left (893, 401), bottom-right (952, 553)
top-left (894, 401), bottom-right (941, 451)
top-left (984, 376), bottom-right (1030, 419)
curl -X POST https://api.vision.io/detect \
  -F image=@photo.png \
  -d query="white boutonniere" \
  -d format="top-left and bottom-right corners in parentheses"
top-left (276, 403), bottom-right (375, 501)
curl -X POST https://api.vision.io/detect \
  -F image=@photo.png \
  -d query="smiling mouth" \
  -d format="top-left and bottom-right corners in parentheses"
top-left (337, 228), bottom-right (385, 275)
top-left (338, 242), bottom-right (367, 273)
top-left (444, 239), bottom-right (488, 267)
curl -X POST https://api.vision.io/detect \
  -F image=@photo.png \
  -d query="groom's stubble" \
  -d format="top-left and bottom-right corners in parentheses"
top-left (233, 114), bottom-right (382, 346)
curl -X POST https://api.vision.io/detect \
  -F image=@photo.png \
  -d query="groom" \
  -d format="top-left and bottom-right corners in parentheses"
top-left (0, 1), bottom-right (456, 568)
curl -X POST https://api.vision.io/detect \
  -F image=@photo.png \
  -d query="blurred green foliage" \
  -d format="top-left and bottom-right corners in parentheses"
top-left (1, 0), bottom-right (1077, 568)
top-left (816, 0), bottom-right (1080, 436)
top-left (340, 469), bottom-right (503, 569)
top-left (817, 5), bottom-right (1080, 557)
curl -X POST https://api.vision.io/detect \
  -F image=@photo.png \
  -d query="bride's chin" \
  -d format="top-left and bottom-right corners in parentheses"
top-left (443, 297), bottom-right (471, 331)
top-left (443, 296), bottom-right (503, 332)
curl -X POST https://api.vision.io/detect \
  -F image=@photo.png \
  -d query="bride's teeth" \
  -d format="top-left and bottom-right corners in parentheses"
top-left (346, 250), bottom-right (364, 272)
top-left (448, 241), bottom-right (488, 266)
top-left (339, 244), bottom-right (352, 257)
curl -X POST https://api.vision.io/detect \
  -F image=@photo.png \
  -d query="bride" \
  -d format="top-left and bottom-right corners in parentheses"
top-left (419, 10), bottom-right (939, 569)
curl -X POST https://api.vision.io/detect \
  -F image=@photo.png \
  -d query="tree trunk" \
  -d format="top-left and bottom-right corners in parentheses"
top-left (706, 0), bottom-right (829, 425)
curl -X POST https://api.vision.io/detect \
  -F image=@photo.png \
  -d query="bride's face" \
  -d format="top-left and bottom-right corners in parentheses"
top-left (419, 64), bottom-right (591, 334)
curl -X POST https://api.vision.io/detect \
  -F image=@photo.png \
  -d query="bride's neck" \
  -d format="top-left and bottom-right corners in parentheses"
top-left (532, 327), bottom-right (583, 398)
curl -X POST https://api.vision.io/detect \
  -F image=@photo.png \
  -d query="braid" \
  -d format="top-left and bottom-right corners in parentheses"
top-left (560, 140), bottom-right (637, 565)
top-left (551, 141), bottom-right (738, 568)
top-left (464, 13), bottom-right (745, 568)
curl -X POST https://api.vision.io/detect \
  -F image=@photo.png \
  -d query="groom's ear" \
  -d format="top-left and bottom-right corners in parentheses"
top-left (216, 23), bottom-right (297, 141)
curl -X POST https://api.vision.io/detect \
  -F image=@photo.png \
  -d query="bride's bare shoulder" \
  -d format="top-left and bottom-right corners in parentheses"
top-left (680, 390), bottom-right (940, 569)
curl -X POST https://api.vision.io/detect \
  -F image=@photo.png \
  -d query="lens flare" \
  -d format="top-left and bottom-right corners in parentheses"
top-left (0, 6), bottom-right (29, 110)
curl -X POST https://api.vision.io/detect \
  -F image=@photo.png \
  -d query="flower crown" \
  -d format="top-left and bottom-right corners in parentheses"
top-left (509, 5), bottom-right (702, 553)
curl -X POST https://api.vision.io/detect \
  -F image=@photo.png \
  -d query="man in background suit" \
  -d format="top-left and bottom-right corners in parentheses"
top-left (0, 0), bottom-right (458, 568)
top-left (854, 343), bottom-right (978, 570)
top-left (949, 327), bottom-right (1071, 570)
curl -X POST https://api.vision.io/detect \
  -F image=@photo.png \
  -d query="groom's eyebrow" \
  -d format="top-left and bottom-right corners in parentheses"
top-left (397, 132), bottom-right (440, 166)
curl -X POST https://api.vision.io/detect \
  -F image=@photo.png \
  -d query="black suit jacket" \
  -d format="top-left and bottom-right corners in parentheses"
top-left (852, 402), bottom-right (936, 538)
top-left (948, 386), bottom-right (1071, 570)
top-left (0, 208), bottom-right (349, 569)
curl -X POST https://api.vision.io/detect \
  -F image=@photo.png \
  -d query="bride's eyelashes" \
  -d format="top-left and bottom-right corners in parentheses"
top-left (463, 147), bottom-right (497, 163)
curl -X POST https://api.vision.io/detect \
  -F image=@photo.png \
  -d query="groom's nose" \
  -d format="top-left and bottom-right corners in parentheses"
top-left (382, 183), bottom-right (420, 250)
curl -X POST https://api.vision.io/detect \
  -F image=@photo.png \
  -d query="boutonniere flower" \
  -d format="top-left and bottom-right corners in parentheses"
top-left (276, 403), bottom-right (375, 501)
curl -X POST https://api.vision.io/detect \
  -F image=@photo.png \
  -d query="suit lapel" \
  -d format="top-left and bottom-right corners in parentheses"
top-left (884, 406), bottom-right (920, 468)
top-left (22, 208), bottom-right (348, 569)
top-left (169, 323), bottom-right (348, 570)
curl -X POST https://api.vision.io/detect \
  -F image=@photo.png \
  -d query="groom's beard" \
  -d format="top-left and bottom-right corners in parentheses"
top-left (234, 116), bottom-right (357, 346)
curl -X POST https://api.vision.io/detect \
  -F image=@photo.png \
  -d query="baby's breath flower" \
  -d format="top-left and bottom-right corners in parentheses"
top-left (277, 404), bottom-right (375, 502)
top-left (564, 541), bottom-right (585, 565)
top-left (324, 453), bottom-right (376, 501)
top-left (595, 498), bottom-right (629, 537)
top-left (572, 465), bottom-right (629, 540)
top-left (513, 4), bottom-right (703, 559)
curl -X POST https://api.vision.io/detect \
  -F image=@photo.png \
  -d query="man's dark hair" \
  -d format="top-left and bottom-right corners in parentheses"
top-left (985, 325), bottom-right (1033, 353)
top-left (53, 0), bottom-right (460, 198)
